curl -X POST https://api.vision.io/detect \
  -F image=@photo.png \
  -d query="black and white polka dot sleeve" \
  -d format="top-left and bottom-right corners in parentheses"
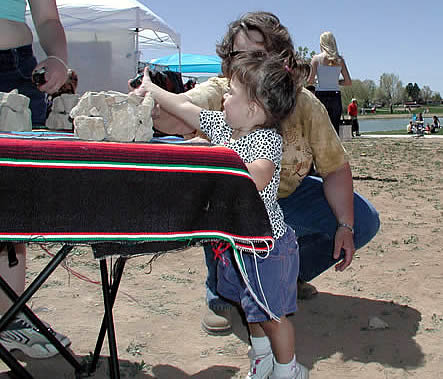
top-left (199, 110), bottom-right (227, 141)
top-left (249, 129), bottom-right (282, 167)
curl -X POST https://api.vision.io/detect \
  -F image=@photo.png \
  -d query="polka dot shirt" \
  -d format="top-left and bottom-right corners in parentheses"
top-left (200, 110), bottom-right (286, 239)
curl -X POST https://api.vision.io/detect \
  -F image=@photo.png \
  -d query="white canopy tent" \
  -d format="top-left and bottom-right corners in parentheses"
top-left (26, 0), bottom-right (181, 93)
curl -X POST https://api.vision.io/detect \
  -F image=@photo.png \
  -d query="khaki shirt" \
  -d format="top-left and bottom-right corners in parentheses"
top-left (185, 77), bottom-right (349, 198)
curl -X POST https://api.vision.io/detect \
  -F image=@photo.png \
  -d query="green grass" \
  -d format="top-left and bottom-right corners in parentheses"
top-left (372, 105), bottom-right (443, 116)
top-left (363, 128), bottom-right (443, 135)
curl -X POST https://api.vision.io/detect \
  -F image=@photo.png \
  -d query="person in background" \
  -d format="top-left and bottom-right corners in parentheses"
top-left (133, 11), bottom-right (380, 342)
top-left (307, 31), bottom-right (352, 135)
top-left (0, 0), bottom-right (70, 359)
top-left (347, 98), bottom-right (360, 137)
top-left (406, 120), bottom-right (414, 134)
top-left (135, 48), bottom-right (309, 379)
top-left (431, 115), bottom-right (440, 133)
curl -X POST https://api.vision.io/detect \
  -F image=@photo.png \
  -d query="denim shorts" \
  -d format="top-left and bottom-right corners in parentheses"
top-left (0, 45), bottom-right (47, 126)
top-left (217, 226), bottom-right (299, 322)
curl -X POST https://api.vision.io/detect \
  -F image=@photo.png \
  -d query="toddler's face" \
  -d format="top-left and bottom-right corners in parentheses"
top-left (223, 77), bottom-right (250, 130)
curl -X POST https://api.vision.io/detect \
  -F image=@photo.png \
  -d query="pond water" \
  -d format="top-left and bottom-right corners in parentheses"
top-left (359, 116), bottom-right (434, 132)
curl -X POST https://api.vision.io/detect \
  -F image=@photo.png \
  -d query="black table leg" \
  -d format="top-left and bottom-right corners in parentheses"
top-left (0, 342), bottom-right (33, 379)
top-left (89, 257), bottom-right (126, 375)
top-left (98, 258), bottom-right (121, 379)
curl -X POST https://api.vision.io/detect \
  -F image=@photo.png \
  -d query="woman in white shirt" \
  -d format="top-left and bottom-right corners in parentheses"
top-left (307, 31), bottom-right (352, 135)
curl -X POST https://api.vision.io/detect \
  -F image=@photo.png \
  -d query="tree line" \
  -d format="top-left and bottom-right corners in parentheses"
top-left (297, 47), bottom-right (442, 112)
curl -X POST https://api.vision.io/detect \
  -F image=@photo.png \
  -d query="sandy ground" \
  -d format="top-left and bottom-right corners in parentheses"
top-left (1, 137), bottom-right (442, 378)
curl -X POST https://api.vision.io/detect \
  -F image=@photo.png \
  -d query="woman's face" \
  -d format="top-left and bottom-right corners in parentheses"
top-left (232, 30), bottom-right (266, 53)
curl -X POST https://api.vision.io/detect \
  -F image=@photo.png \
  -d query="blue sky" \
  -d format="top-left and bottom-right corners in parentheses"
top-left (147, 0), bottom-right (443, 96)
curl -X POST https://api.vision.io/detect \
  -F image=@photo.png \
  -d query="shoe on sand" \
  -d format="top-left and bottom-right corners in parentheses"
top-left (201, 308), bottom-right (232, 335)
top-left (0, 315), bottom-right (71, 359)
top-left (246, 348), bottom-right (273, 379)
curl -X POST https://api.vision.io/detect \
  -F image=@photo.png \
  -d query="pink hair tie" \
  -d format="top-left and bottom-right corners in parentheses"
top-left (285, 65), bottom-right (291, 73)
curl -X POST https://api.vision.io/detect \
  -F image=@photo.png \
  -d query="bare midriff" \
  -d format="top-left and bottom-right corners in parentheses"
top-left (0, 19), bottom-right (33, 49)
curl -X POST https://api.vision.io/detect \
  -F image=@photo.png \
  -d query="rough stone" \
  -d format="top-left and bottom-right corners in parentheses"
top-left (368, 316), bottom-right (389, 330)
top-left (45, 94), bottom-right (80, 130)
top-left (70, 91), bottom-right (154, 142)
top-left (0, 90), bottom-right (32, 131)
top-left (74, 116), bottom-right (106, 141)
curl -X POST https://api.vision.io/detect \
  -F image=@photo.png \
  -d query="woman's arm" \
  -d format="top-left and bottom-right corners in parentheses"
top-left (29, 0), bottom-right (68, 94)
top-left (135, 67), bottom-right (201, 130)
top-left (322, 162), bottom-right (355, 271)
top-left (245, 159), bottom-right (275, 191)
top-left (338, 58), bottom-right (352, 86)
top-left (307, 55), bottom-right (318, 85)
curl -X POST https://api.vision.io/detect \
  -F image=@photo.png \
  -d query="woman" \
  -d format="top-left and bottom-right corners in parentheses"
top-left (0, 0), bottom-right (70, 358)
top-left (134, 12), bottom-right (380, 340)
top-left (0, 0), bottom-right (68, 125)
top-left (307, 31), bottom-right (352, 135)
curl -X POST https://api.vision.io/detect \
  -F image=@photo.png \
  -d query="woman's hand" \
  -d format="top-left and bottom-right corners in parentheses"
top-left (34, 57), bottom-right (68, 94)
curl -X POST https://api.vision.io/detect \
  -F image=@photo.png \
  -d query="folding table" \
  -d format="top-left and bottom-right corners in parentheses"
top-left (0, 132), bottom-right (274, 378)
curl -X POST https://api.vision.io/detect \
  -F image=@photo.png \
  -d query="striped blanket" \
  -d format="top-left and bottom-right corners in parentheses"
top-left (0, 134), bottom-right (274, 258)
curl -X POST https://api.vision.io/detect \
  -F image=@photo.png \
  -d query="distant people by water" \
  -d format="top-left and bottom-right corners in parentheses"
top-left (432, 115), bottom-right (440, 133)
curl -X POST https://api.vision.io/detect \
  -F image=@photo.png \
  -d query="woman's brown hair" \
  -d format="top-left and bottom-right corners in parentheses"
top-left (216, 11), bottom-right (310, 82)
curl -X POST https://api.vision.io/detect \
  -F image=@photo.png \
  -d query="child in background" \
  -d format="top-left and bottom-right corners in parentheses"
top-left (135, 50), bottom-right (309, 379)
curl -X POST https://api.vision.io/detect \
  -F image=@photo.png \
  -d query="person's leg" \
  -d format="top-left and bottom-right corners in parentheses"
top-left (201, 245), bottom-right (233, 335)
top-left (0, 244), bottom-right (26, 313)
top-left (355, 119), bottom-right (361, 136)
top-left (329, 92), bottom-right (342, 136)
top-left (278, 176), bottom-right (380, 282)
top-left (315, 92), bottom-right (340, 135)
top-left (249, 319), bottom-right (308, 379)
top-left (0, 244), bottom-right (72, 358)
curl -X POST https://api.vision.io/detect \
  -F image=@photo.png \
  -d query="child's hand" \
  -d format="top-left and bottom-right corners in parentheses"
top-left (133, 67), bottom-right (153, 97)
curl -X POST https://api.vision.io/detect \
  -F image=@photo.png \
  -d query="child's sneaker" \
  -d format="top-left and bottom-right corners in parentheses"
top-left (269, 361), bottom-right (309, 379)
top-left (0, 315), bottom-right (71, 359)
top-left (293, 363), bottom-right (309, 379)
top-left (246, 348), bottom-right (274, 379)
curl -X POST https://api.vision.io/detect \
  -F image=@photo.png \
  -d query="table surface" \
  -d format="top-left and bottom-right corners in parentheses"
top-left (0, 132), bottom-right (274, 256)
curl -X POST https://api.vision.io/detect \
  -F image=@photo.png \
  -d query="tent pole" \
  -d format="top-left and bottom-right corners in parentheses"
top-left (135, 27), bottom-right (140, 74)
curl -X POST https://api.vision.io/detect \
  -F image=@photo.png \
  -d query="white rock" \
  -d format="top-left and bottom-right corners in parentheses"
top-left (0, 90), bottom-right (32, 131)
top-left (74, 115), bottom-right (106, 141)
top-left (45, 94), bottom-right (79, 130)
top-left (70, 91), bottom-right (154, 142)
top-left (368, 316), bottom-right (389, 330)
top-left (52, 96), bottom-right (65, 113)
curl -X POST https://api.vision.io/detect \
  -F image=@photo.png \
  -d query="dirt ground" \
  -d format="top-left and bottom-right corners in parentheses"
top-left (1, 137), bottom-right (442, 378)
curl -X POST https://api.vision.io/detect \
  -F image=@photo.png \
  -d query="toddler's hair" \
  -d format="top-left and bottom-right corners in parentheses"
top-left (229, 50), bottom-right (300, 132)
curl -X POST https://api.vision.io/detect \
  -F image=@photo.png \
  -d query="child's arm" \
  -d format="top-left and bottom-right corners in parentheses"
top-left (245, 159), bottom-right (275, 191)
top-left (134, 67), bottom-right (201, 131)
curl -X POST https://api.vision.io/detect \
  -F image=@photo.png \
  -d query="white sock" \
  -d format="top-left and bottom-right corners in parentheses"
top-left (272, 355), bottom-right (297, 379)
top-left (250, 335), bottom-right (272, 357)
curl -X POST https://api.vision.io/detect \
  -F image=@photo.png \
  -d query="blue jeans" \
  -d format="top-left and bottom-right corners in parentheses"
top-left (204, 175), bottom-right (380, 310)
top-left (0, 45), bottom-right (47, 126)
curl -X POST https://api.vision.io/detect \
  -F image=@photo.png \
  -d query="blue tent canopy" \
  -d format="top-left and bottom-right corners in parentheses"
top-left (149, 53), bottom-right (221, 74)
